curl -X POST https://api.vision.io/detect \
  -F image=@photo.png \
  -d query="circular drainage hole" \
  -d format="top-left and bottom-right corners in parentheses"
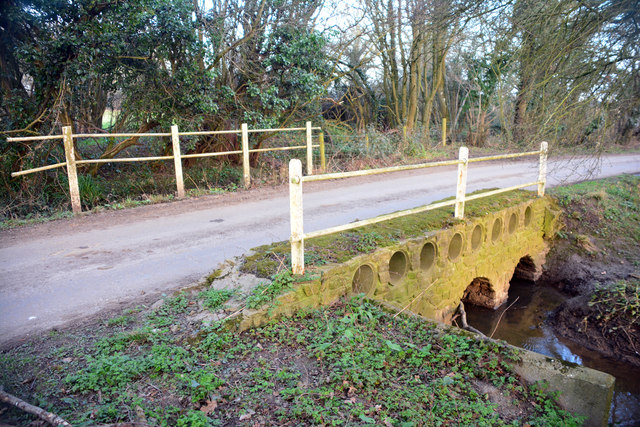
top-left (471, 225), bottom-right (483, 251)
top-left (508, 213), bottom-right (518, 234)
top-left (352, 265), bottom-right (375, 295)
top-left (389, 251), bottom-right (408, 285)
top-left (524, 206), bottom-right (532, 226)
top-left (491, 218), bottom-right (502, 242)
top-left (420, 242), bottom-right (436, 271)
top-left (448, 233), bottom-right (463, 260)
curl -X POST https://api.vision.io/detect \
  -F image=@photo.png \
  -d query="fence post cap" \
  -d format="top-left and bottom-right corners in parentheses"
top-left (458, 146), bottom-right (469, 161)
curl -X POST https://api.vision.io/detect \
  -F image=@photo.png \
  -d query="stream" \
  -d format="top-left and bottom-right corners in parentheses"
top-left (464, 278), bottom-right (640, 426)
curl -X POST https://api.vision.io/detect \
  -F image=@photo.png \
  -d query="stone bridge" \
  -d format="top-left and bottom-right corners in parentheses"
top-left (315, 196), bottom-right (560, 323)
top-left (242, 195), bottom-right (560, 327)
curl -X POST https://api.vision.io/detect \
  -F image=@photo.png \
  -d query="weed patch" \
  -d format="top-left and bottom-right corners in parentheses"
top-left (0, 297), bottom-right (582, 425)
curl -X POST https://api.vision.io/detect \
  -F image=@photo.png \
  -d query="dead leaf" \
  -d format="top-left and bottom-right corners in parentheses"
top-left (239, 409), bottom-right (255, 420)
top-left (200, 399), bottom-right (218, 415)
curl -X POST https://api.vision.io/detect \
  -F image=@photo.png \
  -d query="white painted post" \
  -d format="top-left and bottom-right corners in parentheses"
top-left (289, 159), bottom-right (304, 275)
top-left (171, 125), bottom-right (185, 198)
top-left (455, 146), bottom-right (469, 219)
top-left (306, 121), bottom-right (313, 175)
top-left (242, 123), bottom-right (250, 188)
top-left (538, 141), bottom-right (548, 196)
top-left (62, 126), bottom-right (82, 214)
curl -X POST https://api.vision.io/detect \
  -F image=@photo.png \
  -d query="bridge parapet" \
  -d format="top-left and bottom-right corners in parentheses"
top-left (316, 196), bottom-right (560, 323)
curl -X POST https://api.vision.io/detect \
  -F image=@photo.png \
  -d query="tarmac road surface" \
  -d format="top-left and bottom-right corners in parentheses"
top-left (1, 153), bottom-right (639, 345)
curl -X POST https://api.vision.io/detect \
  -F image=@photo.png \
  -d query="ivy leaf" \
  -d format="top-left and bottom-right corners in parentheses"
top-left (359, 414), bottom-right (376, 424)
top-left (385, 340), bottom-right (403, 352)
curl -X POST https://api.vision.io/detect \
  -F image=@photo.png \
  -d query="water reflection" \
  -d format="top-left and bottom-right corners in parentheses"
top-left (464, 278), bottom-right (640, 425)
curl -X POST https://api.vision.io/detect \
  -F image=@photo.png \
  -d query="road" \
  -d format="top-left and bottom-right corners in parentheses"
top-left (1, 153), bottom-right (639, 345)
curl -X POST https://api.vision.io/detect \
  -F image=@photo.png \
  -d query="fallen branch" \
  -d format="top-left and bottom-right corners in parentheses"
top-left (490, 296), bottom-right (520, 339)
top-left (0, 388), bottom-right (71, 426)
top-left (456, 302), bottom-right (485, 336)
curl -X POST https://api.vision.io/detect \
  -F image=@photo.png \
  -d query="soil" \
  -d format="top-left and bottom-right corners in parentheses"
top-left (539, 178), bottom-right (640, 368)
top-left (541, 243), bottom-right (640, 367)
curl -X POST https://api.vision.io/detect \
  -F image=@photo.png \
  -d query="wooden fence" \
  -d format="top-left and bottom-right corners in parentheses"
top-left (288, 142), bottom-right (548, 274)
top-left (8, 122), bottom-right (324, 214)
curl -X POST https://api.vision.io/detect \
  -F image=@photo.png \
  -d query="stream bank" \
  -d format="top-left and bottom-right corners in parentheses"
top-left (465, 279), bottom-right (640, 425)
top-left (466, 175), bottom-right (640, 425)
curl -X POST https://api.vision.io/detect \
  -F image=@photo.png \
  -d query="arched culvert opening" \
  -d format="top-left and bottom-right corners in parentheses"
top-left (352, 264), bottom-right (375, 295)
top-left (512, 255), bottom-right (538, 282)
top-left (448, 233), bottom-right (463, 261)
top-left (508, 212), bottom-right (518, 234)
top-left (491, 218), bottom-right (502, 242)
top-left (462, 277), bottom-right (498, 309)
top-left (420, 242), bottom-right (436, 271)
top-left (524, 206), bottom-right (532, 227)
top-left (471, 225), bottom-right (483, 251)
top-left (388, 251), bottom-right (408, 285)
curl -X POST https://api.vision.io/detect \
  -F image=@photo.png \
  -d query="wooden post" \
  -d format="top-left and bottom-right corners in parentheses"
top-left (171, 125), bottom-right (185, 198)
top-left (62, 126), bottom-right (82, 214)
top-left (306, 121), bottom-right (313, 175)
top-left (289, 159), bottom-right (304, 274)
top-left (365, 134), bottom-right (369, 151)
top-left (442, 118), bottom-right (447, 146)
top-left (538, 141), bottom-right (548, 196)
top-left (455, 146), bottom-right (469, 219)
top-left (242, 123), bottom-right (250, 188)
top-left (319, 132), bottom-right (326, 173)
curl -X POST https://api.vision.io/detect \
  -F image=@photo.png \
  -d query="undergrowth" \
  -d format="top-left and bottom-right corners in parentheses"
top-left (0, 297), bottom-right (583, 426)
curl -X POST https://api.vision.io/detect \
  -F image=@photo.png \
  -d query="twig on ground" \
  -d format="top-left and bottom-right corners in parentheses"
top-left (490, 297), bottom-right (520, 338)
top-left (0, 388), bottom-right (71, 426)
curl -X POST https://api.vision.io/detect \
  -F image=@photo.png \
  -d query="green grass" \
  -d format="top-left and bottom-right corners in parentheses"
top-left (0, 297), bottom-right (583, 425)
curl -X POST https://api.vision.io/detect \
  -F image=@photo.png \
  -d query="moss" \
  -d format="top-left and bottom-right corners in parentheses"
top-left (242, 189), bottom-right (538, 277)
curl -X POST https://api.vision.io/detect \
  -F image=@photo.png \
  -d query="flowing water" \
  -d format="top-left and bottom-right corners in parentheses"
top-left (464, 279), bottom-right (640, 426)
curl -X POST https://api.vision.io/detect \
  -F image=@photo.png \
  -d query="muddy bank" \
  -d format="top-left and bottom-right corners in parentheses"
top-left (539, 175), bottom-right (640, 368)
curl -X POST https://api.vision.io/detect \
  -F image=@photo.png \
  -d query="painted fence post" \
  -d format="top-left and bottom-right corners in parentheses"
top-left (538, 141), bottom-right (548, 196)
top-left (455, 146), bottom-right (469, 219)
top-left (442, 118), bottom-right (447, 147)
top-left (62, 126), bottom-right (82, 214)
top-left (319, 132), bottom-right (326, 173)
top-left (289, 159), bottom-right (304, 275)
top-left (171, 125), bottom-right (185, 198)
top-left (306, 121), bottom-right (313, 175)
top-left (242, 123), bottom-right (250, 188)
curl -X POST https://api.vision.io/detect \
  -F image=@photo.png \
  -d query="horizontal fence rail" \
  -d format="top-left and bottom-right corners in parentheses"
top-left (288, 142), bottom-right (549, 274)
top-left (8, 122), bottom-right (324, 214)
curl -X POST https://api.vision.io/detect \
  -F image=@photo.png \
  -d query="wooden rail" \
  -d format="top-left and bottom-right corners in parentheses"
top-left (288, 142), bottom-right (549, 274)
top-left (8, 122), bottom-right (326, 213)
